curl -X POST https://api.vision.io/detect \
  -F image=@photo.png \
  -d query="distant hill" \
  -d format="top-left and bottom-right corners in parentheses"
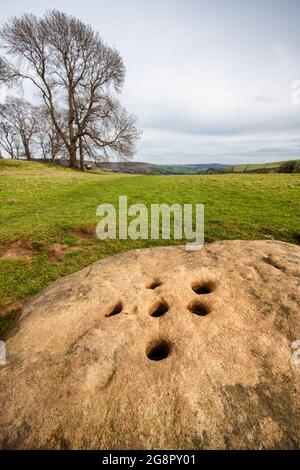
top-left (3, 157), bottom-right (299, 175)
top-left (96, 159), bottom-right (300, 175)
top-left (96, 162), bottom-right (230, 175)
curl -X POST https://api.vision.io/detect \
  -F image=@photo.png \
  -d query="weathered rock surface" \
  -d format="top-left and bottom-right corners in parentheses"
top-left (0, 240), bottom-right (300, 449)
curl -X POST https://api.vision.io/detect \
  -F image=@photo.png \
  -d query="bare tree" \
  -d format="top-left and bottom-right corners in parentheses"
top-left (35, 106), bottom-right (63, 161)
top-left (0, 10), bottom-right (140, 169)
top-left (0, 57), bottom-right (13, 84)
top-left (0, 57), bottom-right (6, 83)
top-left (0, 119), bottom-right (21, 159)
top-left (0, 96), bottom-right (37, 160)
top-left (0, 58), bottom-right (8, 107)
top-left (74, 92), bottom-right (140, 170)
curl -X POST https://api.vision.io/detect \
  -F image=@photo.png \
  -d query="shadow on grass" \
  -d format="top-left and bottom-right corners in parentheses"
top-left (0, 308), bottom-right (22, 340)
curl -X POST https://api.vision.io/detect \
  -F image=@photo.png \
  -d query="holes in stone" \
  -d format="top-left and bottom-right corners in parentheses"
top-left (146, 280), bottom-right (162, 290)
top-left (192, 280), bottom-right (215, 295)
top-left (149, 300), bottom-right (169, 318)
top-left (146, 340), bottom-right (171, 361)
top-left (105, 301), bottom-right (123, 317)
top-left (187, 300), bottom-right (210, 316)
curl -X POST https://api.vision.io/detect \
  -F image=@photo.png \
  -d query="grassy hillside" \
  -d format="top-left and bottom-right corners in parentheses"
top-left (1, 159), bottom-right (300, 337)
top-left (232, 159), bottom-right (300, 173)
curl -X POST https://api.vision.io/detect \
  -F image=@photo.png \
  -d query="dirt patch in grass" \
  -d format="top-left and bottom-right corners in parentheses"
top-left (47, 243), bottom-right (80, 263)
top-left (70, 226), bottom-right (95, 240)
top-left (6, 198), bottom-right (19, 205)
top-left (0, 240), bottom-right (33, 261)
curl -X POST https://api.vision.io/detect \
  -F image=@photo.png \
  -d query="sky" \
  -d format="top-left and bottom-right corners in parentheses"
top-left (0, 0), bottom-right (300, 164)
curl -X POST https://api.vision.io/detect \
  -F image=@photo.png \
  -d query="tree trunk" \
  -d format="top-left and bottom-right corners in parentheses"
top-left (68, 141), bottom-right (77, 168)
top-left (68, 87), bottom-right (77, 169)
top-left (23, 141), bottom-right (31, 160)
top-left (79, 136), bottom-right (85, 171)
top-left (50, 140), bottom-right (55, 163)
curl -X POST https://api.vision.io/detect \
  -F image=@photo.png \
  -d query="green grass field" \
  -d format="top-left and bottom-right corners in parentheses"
top-left (1, 159), bottom-right (300, 338)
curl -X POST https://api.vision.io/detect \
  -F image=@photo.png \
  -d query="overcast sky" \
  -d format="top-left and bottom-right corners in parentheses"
top-left (1, 0), bottom-right (300, 164)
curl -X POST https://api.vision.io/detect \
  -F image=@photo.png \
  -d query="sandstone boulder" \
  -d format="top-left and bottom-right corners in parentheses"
top-left (0, 240), bottom-right (300, 449)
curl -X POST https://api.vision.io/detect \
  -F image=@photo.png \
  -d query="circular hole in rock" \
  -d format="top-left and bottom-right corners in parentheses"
top-left (192, 280), bottom-right (215, 295)
top-left (106, 301), bottom-right (123, 317)
top-left (146, 340), bottom-right (171, 361)
top-left (146, 280), bottom-right (162, 290)
top-left (188, 300), bottom-right (210, 316)
top-left (149, 300), bottom-right (169, 318)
